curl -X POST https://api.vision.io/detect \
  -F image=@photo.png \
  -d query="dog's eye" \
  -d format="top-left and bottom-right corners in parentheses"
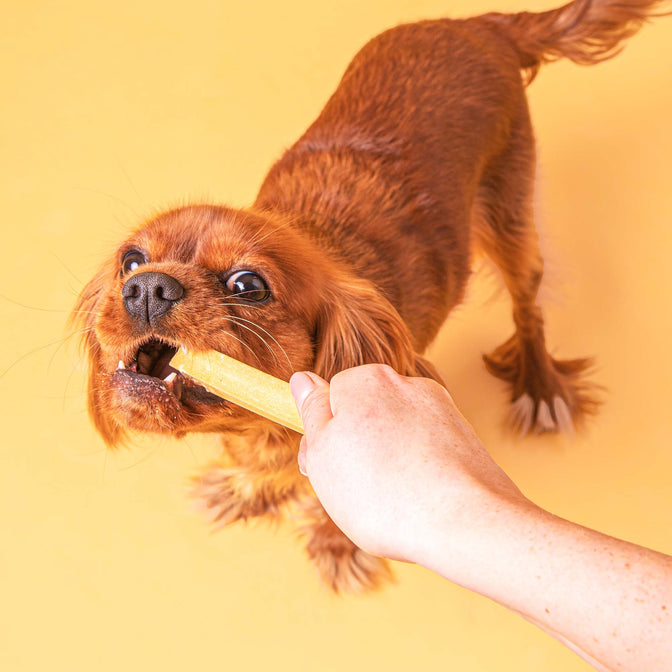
top-left (224, 270), bottom-right (271, 303)
top-left (121, 250), bottom-right (147, 275)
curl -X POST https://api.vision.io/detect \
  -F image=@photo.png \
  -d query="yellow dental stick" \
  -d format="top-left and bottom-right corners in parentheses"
top-left (170, 349), bottom-right (304, 434)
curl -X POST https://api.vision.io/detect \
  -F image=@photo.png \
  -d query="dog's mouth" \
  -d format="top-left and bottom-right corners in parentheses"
top-left (122, 338), bottom-right (178, 380)
top-left (112, 338), bottom-right (222, 405)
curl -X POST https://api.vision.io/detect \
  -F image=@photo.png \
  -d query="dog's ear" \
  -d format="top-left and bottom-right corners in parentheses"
top-left (69, 264), bottom-right (126, 448)
top-left (313, 275), bottom-right (444, 385)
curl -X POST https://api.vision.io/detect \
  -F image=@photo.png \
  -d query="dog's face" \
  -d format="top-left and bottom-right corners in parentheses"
top-left (73, 204), bottom-right (423, 446)
top-left (73, 204), bottom-right (325, 444)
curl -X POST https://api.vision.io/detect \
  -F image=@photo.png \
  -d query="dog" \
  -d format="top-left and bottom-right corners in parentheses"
top-left (72, 0), bottom-right (667, 592)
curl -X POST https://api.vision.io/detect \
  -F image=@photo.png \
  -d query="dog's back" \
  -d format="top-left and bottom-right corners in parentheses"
top-left (256, 0), bottom-right (667, 434)
top-left (256, 20), bottom-right (523, 344)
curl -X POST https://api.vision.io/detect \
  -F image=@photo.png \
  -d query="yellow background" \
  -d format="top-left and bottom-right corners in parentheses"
top-left (1, 1), bottom-right (671, 670)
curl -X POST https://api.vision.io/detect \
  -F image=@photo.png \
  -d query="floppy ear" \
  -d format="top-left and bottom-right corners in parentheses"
top-left (313, 275), bottom-right (444, 385)
top-left (69, 265), bottom-right (126, 448)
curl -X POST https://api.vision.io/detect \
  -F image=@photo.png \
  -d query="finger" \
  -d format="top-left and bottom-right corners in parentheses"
top-left (289, 371), bottom-right (333, 435)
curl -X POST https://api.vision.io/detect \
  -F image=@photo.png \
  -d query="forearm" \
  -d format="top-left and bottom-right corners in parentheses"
top-left (419, 499), bottom-right (672, 671)
top-left (291, 367), bottom-right (672, 670)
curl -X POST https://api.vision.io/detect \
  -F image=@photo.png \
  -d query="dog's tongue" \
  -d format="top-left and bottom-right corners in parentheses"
top-left (137, 341), bottom-right (178, 378)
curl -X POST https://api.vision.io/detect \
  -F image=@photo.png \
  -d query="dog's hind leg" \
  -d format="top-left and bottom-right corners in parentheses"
top-left (475, 111), bottom-right (599, 434)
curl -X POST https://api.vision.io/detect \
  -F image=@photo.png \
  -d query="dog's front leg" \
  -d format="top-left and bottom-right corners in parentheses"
top-left (191, 427), bottom-right (303, 526)
top-left (299, 498), bottom-right (393, 593)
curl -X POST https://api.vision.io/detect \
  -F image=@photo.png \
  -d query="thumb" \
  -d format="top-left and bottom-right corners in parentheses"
top-left (290, 372), bottom-right (333, 477)
top-left (289, 371), bottom-right (333, 434)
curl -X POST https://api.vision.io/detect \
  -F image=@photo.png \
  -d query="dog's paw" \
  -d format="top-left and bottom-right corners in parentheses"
top-left (300, 505), bottom-right (394, 593)
top-left (485, 335), bottom-right (601, 435)
top-left (509, 393), bottom-right (575, 435)
top-left (190, 466), bottom-right (296, 526)
top-left (305, 532), bottom-right (394, 594)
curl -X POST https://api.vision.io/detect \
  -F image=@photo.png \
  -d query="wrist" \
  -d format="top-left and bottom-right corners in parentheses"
top-left (411, 488), bottom-right (546, 594)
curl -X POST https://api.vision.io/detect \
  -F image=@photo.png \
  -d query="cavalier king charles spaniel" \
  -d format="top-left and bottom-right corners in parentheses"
top-left (72, 0), bottom-right (665, 591)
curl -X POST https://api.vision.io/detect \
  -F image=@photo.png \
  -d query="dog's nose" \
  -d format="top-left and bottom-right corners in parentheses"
top-left (122, 272), bottom-right (184, 325)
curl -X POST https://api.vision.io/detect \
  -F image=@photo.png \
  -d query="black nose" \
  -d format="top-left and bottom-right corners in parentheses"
top-left (122, 272), bottom-right (184, 326)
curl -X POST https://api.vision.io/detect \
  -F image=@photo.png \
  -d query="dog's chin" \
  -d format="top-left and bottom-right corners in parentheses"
top-left (100, 364), bottom-right (251, 437)
top-left (92, 335), bottom-right (263, 436)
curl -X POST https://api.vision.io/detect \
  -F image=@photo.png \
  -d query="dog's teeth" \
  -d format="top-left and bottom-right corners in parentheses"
top-left (164, 372), bottom-right (177, 383)
top-left (180, 345), bottom-right (188, 354)
top-left (117, 360), bottom-right (125, 370)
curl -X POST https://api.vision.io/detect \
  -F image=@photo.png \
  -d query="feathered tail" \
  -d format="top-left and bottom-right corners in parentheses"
top-left (482, 0), bottom-right (669, 82)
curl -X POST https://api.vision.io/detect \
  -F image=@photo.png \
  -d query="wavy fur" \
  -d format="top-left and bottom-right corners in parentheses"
top-left (73, 0), bottom-right (665, 591)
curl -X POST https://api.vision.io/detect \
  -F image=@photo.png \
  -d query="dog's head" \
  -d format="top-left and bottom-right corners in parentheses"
top-left (72, 204), bottom-right (431, 446)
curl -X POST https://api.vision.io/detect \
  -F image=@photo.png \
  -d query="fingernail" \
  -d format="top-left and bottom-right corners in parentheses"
top-left (289, 371), bottom-right (318, 410)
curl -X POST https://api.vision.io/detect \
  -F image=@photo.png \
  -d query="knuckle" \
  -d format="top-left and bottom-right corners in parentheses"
top-left (300, 387), bottom-right (327, 421)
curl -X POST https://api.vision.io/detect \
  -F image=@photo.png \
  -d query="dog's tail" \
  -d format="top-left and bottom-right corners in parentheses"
top-left (482, 0), bottom-right (669, 83)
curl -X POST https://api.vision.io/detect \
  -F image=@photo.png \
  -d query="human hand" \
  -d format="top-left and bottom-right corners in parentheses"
top-left (289, 364), bottom-right (528, 569)
top-left (291, 365), bottom-right (672, 672)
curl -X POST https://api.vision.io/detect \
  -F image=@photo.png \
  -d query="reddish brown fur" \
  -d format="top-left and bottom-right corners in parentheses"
top-left (72, 0), bottom-right (667, 592)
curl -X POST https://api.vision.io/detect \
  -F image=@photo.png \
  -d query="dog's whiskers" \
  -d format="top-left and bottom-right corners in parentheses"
top-left (0, 327), bottom-right (93, 380)
top-left (244, 218), bottom-right (294, 248)
top-left (222, 316), bottom-right (279, 366)
top-left (219, 328), bottom-right (263, 367)
top-left (218, 309), bottom-right (293, 370)
top-left (1, 293), bottom-right (89, 315)
top-left (117, 446), bottom-right (159, 471)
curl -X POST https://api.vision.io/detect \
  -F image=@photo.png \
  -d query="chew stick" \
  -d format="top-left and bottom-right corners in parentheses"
top-left (170, 349), bottom-right (304, 434)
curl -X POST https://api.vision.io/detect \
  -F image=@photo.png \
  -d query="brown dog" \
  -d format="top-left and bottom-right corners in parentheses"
top-left (72, 0), bottom-right (667, 592)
